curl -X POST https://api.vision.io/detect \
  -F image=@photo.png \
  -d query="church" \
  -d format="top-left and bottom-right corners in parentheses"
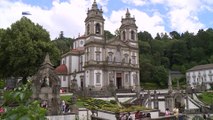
top-left (55, 0), bottom-right (140, 93)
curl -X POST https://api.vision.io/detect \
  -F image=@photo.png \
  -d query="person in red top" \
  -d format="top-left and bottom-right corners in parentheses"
top-left (0, 107), bottom-right (4, 114)
top-left (165, 108), bottom-right (171, 120)
top-left (135, 110), bottom-right (142, 120)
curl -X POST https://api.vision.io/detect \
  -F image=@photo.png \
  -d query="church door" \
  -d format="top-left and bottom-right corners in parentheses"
top-left (116, 73), bottom-right (122, 89)
top-left (80, 76), bottom-right (84, 90)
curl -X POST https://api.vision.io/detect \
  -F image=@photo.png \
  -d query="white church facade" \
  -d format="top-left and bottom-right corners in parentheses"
top-left (55, 0), bottom-right (140, 92)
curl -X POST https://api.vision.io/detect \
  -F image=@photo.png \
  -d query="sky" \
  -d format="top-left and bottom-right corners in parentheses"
top-left (0, 0), bottom-right (213, 40)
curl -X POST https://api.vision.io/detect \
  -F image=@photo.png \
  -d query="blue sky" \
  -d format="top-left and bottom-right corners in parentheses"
top-left (0, 0), bottom-right (213, 39)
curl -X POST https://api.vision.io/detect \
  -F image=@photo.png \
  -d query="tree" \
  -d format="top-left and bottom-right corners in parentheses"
top-left (114, 29), bottom-right (120, 37)
top-left (0, 17), bottom-right (60, 83)
top-left (161, 32), bottom-right (170, 40)
top-left (52, 32), bottom-right (73, 56)
top-left (138, 31), bottom-right (153, 42)
top-left (155, 33), bottom-right (161, 40)
top-left (140, 56), bottom-right (154, 83)
top-left (169, 31), bottom-right (180, 39)
top-left (104, 30), bottom-right (115, 40)
top-left (59, 31), bottom-right (65, 39)
top-left (152, 66), bottom-right (168, 87)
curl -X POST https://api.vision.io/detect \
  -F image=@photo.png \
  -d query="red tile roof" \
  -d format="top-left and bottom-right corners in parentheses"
top-left (55, 64), bottom-right (68, 74)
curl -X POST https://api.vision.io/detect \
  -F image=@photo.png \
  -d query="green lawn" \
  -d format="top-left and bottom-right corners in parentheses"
top-left (197, 91), bottom-right (213, 105)
top-left (60, 95), bottom-right (149, 112)
top-left (60, 95), bottom-right (85, 107)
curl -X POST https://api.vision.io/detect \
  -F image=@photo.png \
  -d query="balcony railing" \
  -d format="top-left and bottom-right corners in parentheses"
top-left (85, 60), bottom-right (139, 68)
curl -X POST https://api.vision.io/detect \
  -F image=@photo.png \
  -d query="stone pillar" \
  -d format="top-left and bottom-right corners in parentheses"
top-left (186, 96), bottom-right (189, 110)
top-left (70, 70), bottom-right (79, 115)
top-left (147, 90), bottom-right (152, 109)
top-left (165, 95), bottom-right (174, 112)
top-left (153, 90), bottom-right (159, 109)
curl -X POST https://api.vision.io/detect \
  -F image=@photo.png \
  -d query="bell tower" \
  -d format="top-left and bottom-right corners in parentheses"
top-left (119, 9), bottom-right (138, 47)
top-left (85, 0), bottom-right (105, 37)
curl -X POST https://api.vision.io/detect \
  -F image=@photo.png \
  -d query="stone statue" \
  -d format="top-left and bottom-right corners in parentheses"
top-left (41, 76), bottom-right (49, 87)
top-left (32, 54), bottom-right (61, 115)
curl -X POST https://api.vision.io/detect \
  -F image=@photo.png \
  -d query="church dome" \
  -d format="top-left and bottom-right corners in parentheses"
top-left (55, 64), bottom-right (68, 74)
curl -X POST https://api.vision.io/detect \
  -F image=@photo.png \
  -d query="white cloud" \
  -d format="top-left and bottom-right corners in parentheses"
top-left (97, 0), bottom-right (109, 12)
top-left (166, 0), bottom-right (206, 33)
top-left (121, 0), bottom-right (147, 6)
top-left (148, 0), bottom-right (208, 34)
top-left (168, 8), bottom-right (204, 33)
top-left (0, 0), bottom-right (109, 39)
top-left (105, 9), bottom-right (166, 37)
top-left (150, 0), bottom-right (166, 4)
top-left (0, 0), bottom-right (212, 40)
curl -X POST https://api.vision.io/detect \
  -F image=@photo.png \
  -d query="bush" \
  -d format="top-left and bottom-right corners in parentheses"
top-left (109, 100), bottom-right (117, 104)
top-left (0, 80), bottom-right (5, 89)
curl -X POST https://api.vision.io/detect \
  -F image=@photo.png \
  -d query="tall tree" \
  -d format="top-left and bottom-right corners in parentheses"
top-left (104, 30), bottom-right (114, 40)
top-left (138, 31), bottom-right (153, 42)
top-left (161, 32), bottom-right (170, 40)
top-left (0, 17), bottom-right (60, 83)
top-left (52, 32), bottom-right (73, 56)
top-left (152, 66), bottom-right (168, 87)
top-left (169, 31), bottom-right (181, 39)
top-left (155, 33), bottom-right (161, 40)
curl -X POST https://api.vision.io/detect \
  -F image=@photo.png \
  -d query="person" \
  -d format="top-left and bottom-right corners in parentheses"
top-left (126, 112), bottom-right (133, 120)
top-left (120, 113), bottom-right (127, 120)
top-left (165, 108), bottom-right (170, 116)
top-left (203, 113), bottom-right (207, 120)
top-left (65, 103), bottom-right (70, 113)
top-left (135, 110), bottom-right (142, 120)
top-left (173, 107), bottom-right (179, 120)
top-left (41, 100), bottom-right (48, 108)
top-left (146, 113), bottom-right (151, 118)
top-left (0, 107), bottom-right (4, 113)
top-left (165, 108), bottom-right (170, 120)
top-left (62, 100), bottom-right (66, 113)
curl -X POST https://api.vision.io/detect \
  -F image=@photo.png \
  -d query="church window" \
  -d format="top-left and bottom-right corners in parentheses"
top-left (96, 52), bottom-right (101, 61)
top-left (79, 55), bottom-right (83, 71)
top-left (63, 76), bottom-right (66, 81)
top-left (133, 73), bottom-right (137, 84)
top-left (109, 72), bottom-right (113, 81)
top-left (87, 24), bottom-right (90, 35)
top-left (132, 56), bottom-right (136, 64)
top-left (96, 72), bottom-right (101, 84)
top-left (131, 30), bottom-right (135, 40)
top-left (125, 74), bottom-right (129, 83)
top-left (123, 31), bottom-right (126, 40)
top-left (108, 52), bottom-right (113, 62)
top-left (86, 48), bottom-right (90, 61)
top-left (95, 23), bottom-right (101, 34)
top-left (115, 48), bottom-right (121, 62)
top-left (80, 40), bottom-right (84, 45)
top-left (124, 54), bottom-right (128, 63)
top-left (209, 72), bottom-right (213, 81)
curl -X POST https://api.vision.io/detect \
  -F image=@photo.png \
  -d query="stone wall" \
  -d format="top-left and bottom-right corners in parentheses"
top-left (46, 114), bottom-right (76, 120)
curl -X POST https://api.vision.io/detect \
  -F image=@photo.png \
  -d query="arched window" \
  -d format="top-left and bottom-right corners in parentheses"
top-left (87, 24), bottom-right (90, 35)
top-left (95, 23), bottom-right (101, 34)
top-left (96, 72), bottom-right (101, 84)
top-left (123, 31), bottom-right (126, 40)
top-left (131, 30), bottom-right (135, 40)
